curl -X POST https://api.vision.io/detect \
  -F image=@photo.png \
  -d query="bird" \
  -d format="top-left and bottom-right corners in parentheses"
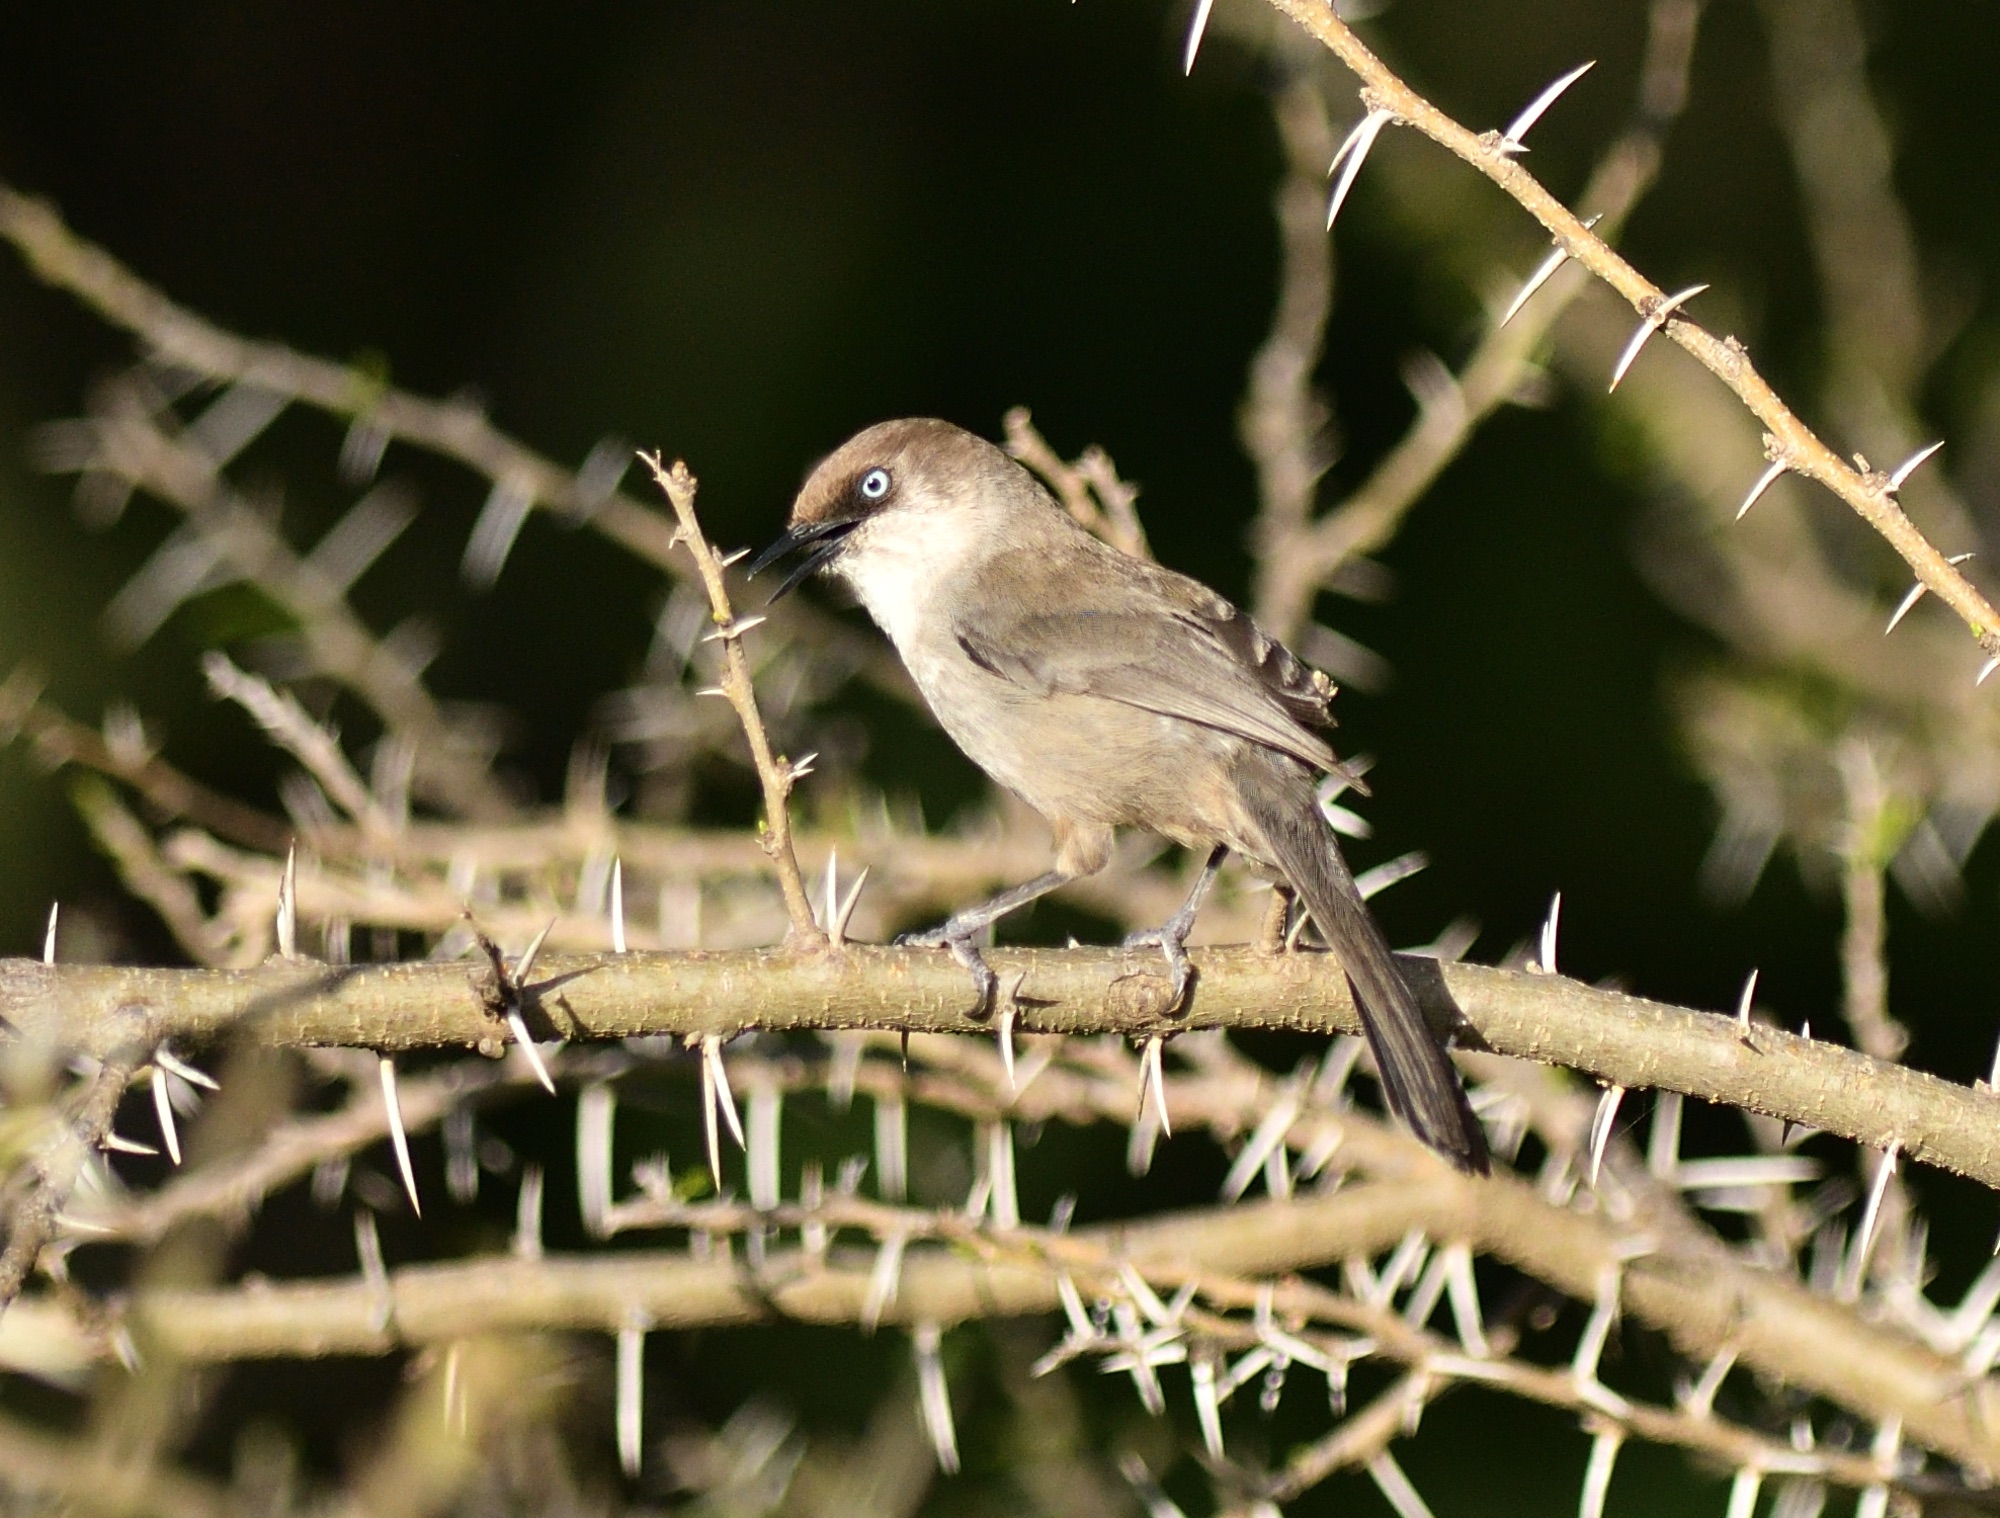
top-left (748, 418), bottom-right (1487, 1172)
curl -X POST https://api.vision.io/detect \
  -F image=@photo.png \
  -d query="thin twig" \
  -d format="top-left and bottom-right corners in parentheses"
top-left (638, 454), bottom-right (824, 947)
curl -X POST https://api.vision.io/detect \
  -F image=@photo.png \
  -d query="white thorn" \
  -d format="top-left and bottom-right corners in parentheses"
top-left (997, 1001), bottom-right (1018, 1095)
top-left (1886, 555), bottom-right (1971, 636)
top-left (1609, 284), bottom-right (1708, 391)
top-left (1885, 440), bottom-right (1945, 491)
top-left (786, 751), bottom-right (819, 783)
top-left (704, 1036), bottom-right (745, 1147)
top-left (988, 1120), bottom-right (1020, 1230)
top-left (875, 1093), bottom-right (908, 1202)
top-left (1500, 60), bottom-right (1594, 152)
top-left (1443, 1244), bottom-right (1489, 1357)
top-left (748, 1083), bottom-right (781, 1211)
top-left (354, 1208), bottom-right (388, 1298)
top-left (1735, 968), bottom-right (1760, 1030)
top-left (863, 1231), bottom-right (909, 1332)
top-left (832, 866), bottom-right (869, 945)
top-left (1181, 0), bottom-right (1215, 75)
top-left (616, 1317), bottom-right (647, 1477)
top-left (1577, 1428), bottom-right (1623, 1518)
top-left (1538, 891), bottom-right (1562, 973)
top-left (1978, 655), bottom-right (2000, 687)
top-left (102, 1131), bottom-right (158, 1157)
top-left (1587, 1084), bottom-right (1624, 1186)
top-left (1724, 1468), bottom-right (1762, 1518)
top-left (1355, 850), bottom-right (1427, 901)
top-left (154, 1047), bottom-right (219, 1090)
top-left (1140, 1035), bottom-right (1171, 1139)
top-left (1571, 1268), bottom-right (1620, 1387)
top-left (700, 614), bottom-right (767, 642)
top-left (514, 917), bottom-right (557, 986)
top-left (506, 1010), bottom-right (557, 1095)
top-left (1500, 244), bottom-right (1572, 330)
top-left (379, 1057), bottom-right (422, 1216)
top-left (1854, 1488), bottom-right (1888, 1518)
top-left (1884, 580), bottom-right (1929, 635)
top-left (822, 847), bottom-right (840, 936)
top-left (1682, 1345), bottom-right (1736, 1418)
top-left (1648, 1090), bottom-right (1684, 1179)
top-left (1326, 109), bottom-right (1393, 230)
top-left (1221, 1087), bottom-right (1300, 1201)
top-left (1840, 1143), bottom-right (1900, 1300)
top-left (277, 844), bottom-right (297, 959)
top-left (513, 1163), bottom-right (545, 1259)
top-left (1737, 458), bottom-right (1789, 519)
top-left (717, 545), bottom-right (751, 569)
top-left (609, 857), bottom-right (627, 953)
top-left (42, 904), bottom-right (58, 965)
top-left (1366, 1451), bottom-right (1437, 1518)
top-left (913, 1323), bottom-right (960, 1475)
top-left (1190, 1352), bottom-right (1224, 1458)
top-left (578, 1081), bottom-right (616, 1239)
top-left (150, 1068), bottom-right (182, 1166)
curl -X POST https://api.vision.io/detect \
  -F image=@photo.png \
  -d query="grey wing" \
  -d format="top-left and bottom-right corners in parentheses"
top-left (952, 580), bottom-right (1361, 785)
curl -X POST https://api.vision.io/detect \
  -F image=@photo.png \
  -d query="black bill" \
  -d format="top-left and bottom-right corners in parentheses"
top-left (745, 518), bottom-right (860, 603)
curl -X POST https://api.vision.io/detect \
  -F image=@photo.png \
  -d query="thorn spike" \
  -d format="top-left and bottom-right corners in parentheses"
top-left (609, 858), bottom-right (627, 953)
top-left (379, 1057), bottom-right (422, 1216)
top-left (1885, 580), bottom-right (1928, 635)
top-left (277, 845), bottom-right (298, 959)
top-left (1587, 1084), bottom-right (1624, 1186)
top-left (1181, 0), bottom-right (1215, 75)
top-left (1326, 109), bottom-right (1393, 230)
top-left (1738, 458), bottom-right (1789, 519)
top-left (1885, 439), bottom-right (1945, 491)
top-left (1500, 60), bottom-right (1595, 151)
top-left (703, 1035), bottom-right (745, 1147)
top-left (514, 917), bottom-right (558, 986)
top-left (42, 904), bottom-right (58, 965)
top-left (507, 1010), bottom-right (557, 1094)
top-left (1609, 284), bottom-right (1708, 391)
top-left (151, 1067), bottom-right (182, 1166)
top-left (615, 1319), bottom-right (646, 1477)
top-left (913, 1322), bottom-right (960, 1475)
top-left (1538, 891), bottom-right (1562, 974)
top-left (1499, 244), bottom-right (1573, 329)
top-left (1578, 1429), bottom-right (1624, 1518)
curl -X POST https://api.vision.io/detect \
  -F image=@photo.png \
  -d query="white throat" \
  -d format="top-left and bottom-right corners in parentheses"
top-left (831, 500), bottom-right (988, 654)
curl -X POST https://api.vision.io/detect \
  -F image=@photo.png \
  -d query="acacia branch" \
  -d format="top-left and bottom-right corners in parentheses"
top-left (1258, 0), bottom-right (2000, 661)
top-left (6, 946), bottom-right (1997, 1185)
top-left (639, 454), bottom-right (824, 947)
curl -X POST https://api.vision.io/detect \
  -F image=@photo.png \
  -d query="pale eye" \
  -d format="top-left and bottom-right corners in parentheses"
top-left (858, 467), bottom-right (892, 501)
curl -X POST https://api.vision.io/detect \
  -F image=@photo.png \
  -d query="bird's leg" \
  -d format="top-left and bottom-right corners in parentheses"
top-left (1123, 845), bottom-right (1228, 1011)
top-left (898, 869), bottom-right (1074, 1015)
top-left (1258, 883), bottom-right (1297, 954)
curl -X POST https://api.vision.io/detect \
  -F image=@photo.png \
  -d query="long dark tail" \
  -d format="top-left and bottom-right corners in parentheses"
top-left (1246, 779), bottom-right (1489, 1173)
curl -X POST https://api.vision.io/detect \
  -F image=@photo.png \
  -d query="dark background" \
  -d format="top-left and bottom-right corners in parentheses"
top-left (2, 2), bottom-right (1998, 1512)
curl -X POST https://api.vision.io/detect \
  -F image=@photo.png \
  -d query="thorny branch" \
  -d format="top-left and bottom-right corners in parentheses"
top-left (7, 946), bottom-right (2000, 1186)
top-left (1249, 0), bottom-right (1706, 645)
top-left (639, 453), bottom-right (825, 948)
top-left (1257, 0), bottom-right (2000, 665)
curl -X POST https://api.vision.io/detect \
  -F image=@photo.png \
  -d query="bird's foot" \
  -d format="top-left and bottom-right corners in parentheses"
top-left (1122, 918), bottom-right (1197, 1013)
top-left (896, 923), bottom-right (998, 1017)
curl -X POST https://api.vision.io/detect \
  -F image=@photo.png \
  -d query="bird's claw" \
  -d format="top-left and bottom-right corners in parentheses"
top-left (896, 925), bottom-right (998, 1017)
top-left (1122, 923), bottom-right (1196, 1013)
